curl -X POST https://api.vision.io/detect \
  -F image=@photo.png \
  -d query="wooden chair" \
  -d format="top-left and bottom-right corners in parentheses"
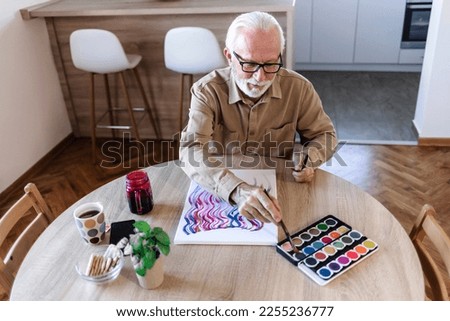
top-left (0, 183), bottom-right (54, 298)
top-left (409, 204), bottom-right (450, 301)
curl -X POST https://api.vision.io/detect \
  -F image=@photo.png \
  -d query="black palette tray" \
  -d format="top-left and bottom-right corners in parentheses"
top-left (276, 215), bottom-right (379, 286)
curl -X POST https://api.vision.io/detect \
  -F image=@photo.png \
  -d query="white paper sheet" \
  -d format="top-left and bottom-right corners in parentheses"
top-left (174, 169), bottom-right (278, 245)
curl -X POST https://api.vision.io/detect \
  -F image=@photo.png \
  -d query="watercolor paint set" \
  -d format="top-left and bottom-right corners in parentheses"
top-left (276, 215), bottom-right (379, 286)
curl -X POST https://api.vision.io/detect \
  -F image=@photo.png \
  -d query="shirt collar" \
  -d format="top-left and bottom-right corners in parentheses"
top-left (227, 68), bottom-right (282, 105)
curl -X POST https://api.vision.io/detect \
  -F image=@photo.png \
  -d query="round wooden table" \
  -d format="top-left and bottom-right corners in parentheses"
top-left (10, 159), bottom-right (424, 300)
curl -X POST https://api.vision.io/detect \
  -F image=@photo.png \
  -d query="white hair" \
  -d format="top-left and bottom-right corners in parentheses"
top-left (225, 11), bottom-right (285, 54)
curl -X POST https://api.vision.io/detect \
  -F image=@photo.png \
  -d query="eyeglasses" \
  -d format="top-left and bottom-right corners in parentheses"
top-left (233, 51), bottom-right (283, 74)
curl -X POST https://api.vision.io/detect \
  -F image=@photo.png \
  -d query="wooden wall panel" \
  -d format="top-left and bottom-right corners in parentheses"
top-left (48, 12), bottom-right (288, 140)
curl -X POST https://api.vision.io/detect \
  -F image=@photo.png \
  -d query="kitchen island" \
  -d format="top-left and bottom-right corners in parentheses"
top-left (21, 0), bottom-right (295, 139)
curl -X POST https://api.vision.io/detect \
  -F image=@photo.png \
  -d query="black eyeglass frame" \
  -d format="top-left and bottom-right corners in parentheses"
top-left (232, 51), bottom-right (283, 74)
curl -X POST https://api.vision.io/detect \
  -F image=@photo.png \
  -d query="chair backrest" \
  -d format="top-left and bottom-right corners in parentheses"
top-left (0, 183), bottom-right (54, 297)
top-left (70, 29), bottom-right (132, 74)
top-left (409, 204), bottom-right (450, 301)
top-left (164, 27), bottom-right (226, 74)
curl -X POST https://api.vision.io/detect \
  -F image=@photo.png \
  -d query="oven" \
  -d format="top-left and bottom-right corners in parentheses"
top-left (401, 0), bottom-right (433, 49)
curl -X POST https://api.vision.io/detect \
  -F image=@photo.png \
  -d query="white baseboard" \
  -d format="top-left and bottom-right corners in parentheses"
top-left (295, 63), bottom-right (422, 73)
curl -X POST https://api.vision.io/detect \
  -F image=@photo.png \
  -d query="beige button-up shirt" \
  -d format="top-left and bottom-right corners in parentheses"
top-left (180, 67), bottom-right (337, 202)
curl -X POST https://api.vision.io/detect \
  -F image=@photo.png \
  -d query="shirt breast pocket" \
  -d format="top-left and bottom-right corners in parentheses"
top-left (264, 122), bottom-right (296, 157)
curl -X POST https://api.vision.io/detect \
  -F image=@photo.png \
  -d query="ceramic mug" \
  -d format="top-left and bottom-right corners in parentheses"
top-left (73, 202), bottom-right (106, 244)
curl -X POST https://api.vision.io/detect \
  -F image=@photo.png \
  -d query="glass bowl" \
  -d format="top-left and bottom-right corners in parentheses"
top-left (75, 245), bottom-right (124, 284)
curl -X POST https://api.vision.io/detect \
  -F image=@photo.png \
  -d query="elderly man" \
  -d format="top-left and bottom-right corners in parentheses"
top-left (180, 11), bottom-right (337, 224)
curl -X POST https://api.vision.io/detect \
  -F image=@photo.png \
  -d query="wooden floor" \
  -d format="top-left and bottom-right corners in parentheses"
top-left (1, 138), bottom-right (449, 300)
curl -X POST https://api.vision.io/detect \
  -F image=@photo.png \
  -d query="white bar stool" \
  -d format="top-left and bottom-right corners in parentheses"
top-left (70, 29), bottom-right (160, 163)
top-left (164, 27), bottom-right (226, 135)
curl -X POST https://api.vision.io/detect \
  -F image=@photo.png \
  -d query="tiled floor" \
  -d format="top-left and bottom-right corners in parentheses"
top-left (300, 71), bottom-right (421, 145)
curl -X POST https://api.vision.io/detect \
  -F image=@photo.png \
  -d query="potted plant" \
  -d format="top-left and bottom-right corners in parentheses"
top-left (121, 220), bottom-right (171, 289)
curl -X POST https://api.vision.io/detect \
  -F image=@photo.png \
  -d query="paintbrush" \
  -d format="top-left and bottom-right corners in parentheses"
top-left (294, 153), bottom-right (309, 172)
top-left (262, 188), bottom-right (299, 253)
top-left (279, 219), bottom-right (299, 253)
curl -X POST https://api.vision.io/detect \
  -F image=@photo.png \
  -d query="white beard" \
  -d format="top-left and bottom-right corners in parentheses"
top-left (231, 65), bottom-right (274, 99)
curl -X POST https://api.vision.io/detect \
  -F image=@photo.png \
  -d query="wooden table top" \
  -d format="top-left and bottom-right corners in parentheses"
top-left (20, 0), bottom-right (295, 19)
top-left (10, 158), bottom-right (425, 300)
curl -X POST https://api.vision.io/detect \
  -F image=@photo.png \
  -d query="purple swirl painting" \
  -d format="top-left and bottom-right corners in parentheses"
top-left (182, 183), bottom-right (264, 235)
top-left (174, 169), bottom-right (278, 245)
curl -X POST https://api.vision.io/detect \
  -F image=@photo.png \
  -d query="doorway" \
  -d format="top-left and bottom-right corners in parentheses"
top-left (300, 71), bottom-right (420, 145)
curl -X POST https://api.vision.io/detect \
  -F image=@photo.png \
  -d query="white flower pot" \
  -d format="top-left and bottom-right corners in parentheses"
top-left (135, 257), bottom-right (164, 289)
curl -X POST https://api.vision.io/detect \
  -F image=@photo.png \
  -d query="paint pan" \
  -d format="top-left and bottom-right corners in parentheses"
top-left (317, 267), bottom-right (333, 279)
top-left (340, 236), bottom-right (354, 246)
top-left (302, 245), bottom-right (316, 255)
top-left (308, 228), bottom-right (321, 237)
top-left (323, 245), bottom-right (337, 256)
top-left (292, 237), bottom-right (303, 247)
top-left (337, 225), bottom-right (350, 234)
top-left (314, 251), bottom-right (328, 262)
top-left (336, 255), bottom-right (351, 267)
top-left (299, 233), bottom-right (312, 242)
top-left (316, 222), bottom-right (329, 232)
top-left (281, 241), bottom-right (293, 252)
top-left (345, 250), bottom-right (360, 261)
top-left (293, 252), bottom-right (306, 261)
top-left (304, 257), bottom-right (319, 268)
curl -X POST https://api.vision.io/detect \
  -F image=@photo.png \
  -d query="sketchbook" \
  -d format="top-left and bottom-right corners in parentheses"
top-left (174, 169), bottom-right (278, 245)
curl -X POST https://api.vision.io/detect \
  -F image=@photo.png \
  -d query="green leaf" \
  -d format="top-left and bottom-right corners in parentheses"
top-left (142, 250), bottom-right (156, 270)
top-left (135, 266), bottom-right (147, 277)
top-left (158, 242), bottom-right (170, 256)
top-left (133, 221), bottom-right (150, 234)
top-left (154, 227), bottom-right (171, 245)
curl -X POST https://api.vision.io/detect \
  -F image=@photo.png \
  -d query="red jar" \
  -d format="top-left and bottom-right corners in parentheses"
top-left (125, 170), bottom-right (154, 215)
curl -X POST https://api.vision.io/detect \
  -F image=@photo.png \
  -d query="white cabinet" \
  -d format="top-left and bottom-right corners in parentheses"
top-left (399, 49), bottom-right (425, 64)
top-left (311, 0), bottom-right (358, 63)
top-left (354, 0), bottom-right (405, 63)
top-left (294, 0), bottom-right (417, 70)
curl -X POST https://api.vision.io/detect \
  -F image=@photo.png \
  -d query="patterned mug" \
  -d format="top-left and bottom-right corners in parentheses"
top-left (73, 202), bottom-right (106, 244)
